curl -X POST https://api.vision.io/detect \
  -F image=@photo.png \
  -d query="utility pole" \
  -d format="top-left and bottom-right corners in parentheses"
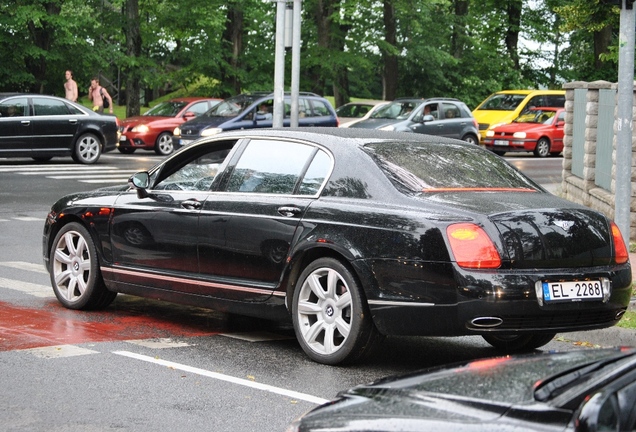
top-left (272, 0), bottom-right (302, 128)
top-left (615, 0), bottom-right (634, 244)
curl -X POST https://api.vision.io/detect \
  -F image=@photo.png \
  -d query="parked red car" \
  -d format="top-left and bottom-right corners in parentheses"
top-left (118, 97), bottom-right (220, 155)
top-left (483, 107), bottom-right (565, 157)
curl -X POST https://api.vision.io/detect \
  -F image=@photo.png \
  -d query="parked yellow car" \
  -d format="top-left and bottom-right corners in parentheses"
top-left (472, 90), bottom-right (565, 140)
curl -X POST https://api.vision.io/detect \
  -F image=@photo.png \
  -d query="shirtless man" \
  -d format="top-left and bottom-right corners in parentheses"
top-left (88, 77), bottom-right (113, 114)
top-left (64, 70), bottom-right (78, 102)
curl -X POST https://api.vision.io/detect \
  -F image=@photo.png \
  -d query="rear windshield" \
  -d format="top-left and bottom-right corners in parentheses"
top-left (364, 141), bottom-right (540, 193)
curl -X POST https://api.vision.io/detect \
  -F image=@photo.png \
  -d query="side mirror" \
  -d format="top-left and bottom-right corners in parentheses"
top-left (577, 392), bottom-right (620, 432)
top-left (422, 114), bottom-right (435, 123)
top-left (129, 171), bottom-right (150, 198)
top-left (556, 120), bottom-right (565, 127)
top-left (183, 111), bottom-right (197, 119)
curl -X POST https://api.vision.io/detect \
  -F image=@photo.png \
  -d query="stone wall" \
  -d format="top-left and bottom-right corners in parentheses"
top-left (561, 80), bottom-right (636, 241)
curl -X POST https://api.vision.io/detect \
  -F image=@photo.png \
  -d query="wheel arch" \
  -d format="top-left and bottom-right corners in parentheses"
top-left (45, 213), bottom-right (108, 269)
top-left (282, 245), bottom-right (376, 314)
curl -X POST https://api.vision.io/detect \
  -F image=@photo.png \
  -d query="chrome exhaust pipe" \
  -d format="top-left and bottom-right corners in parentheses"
top-left (470, 317), bottom-right (503, 328)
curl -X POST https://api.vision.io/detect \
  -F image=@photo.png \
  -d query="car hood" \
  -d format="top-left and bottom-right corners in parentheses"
top-left (491, 122), bottom-right (553, 134)
top-left (180, 115), bottom-right (234, 133)
top-left (349, 118), bottom-right (405, 130)
top-left (121, 115), bottom-right (171, 126)
top-left (297, 349), bottom-right (633, 430)
top-left (422, 191), bottom-right (614, 268)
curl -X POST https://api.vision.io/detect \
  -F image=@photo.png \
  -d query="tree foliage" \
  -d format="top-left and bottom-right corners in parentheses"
top-left (0, 0), bottom-right (629, 110)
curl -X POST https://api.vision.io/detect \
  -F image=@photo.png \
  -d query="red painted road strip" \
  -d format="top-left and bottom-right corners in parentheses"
top-left (0, 297), bottom-right (220, 351)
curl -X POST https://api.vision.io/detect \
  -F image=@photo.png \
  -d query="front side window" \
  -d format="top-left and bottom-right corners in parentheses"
top-left (226, 139), bottom-right (322, 194)
top-left (188, 101), bottom-right (212, 115)
top-left (153, 144), bottom-right (233, 191)
top-left (0, 98), bottom-right (28, 117)
top-left (33, 98), bottom-right (71, 116)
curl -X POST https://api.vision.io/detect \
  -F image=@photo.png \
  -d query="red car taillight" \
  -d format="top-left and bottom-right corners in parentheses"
top-left (447, 223), bottom-right (501, 269)
top-left (610, 222), bottom-right (629, 264)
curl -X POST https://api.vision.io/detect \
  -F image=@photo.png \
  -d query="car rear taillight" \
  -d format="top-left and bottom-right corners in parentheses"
top-left (610, 222), bottom-right (629, 264)
top-left (447, 223), bottom-right (501, 269)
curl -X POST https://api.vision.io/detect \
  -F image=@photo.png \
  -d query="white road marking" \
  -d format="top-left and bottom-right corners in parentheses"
top-left (21, 345), bottom-right (100, 359)
top-left (0, 165), bottom-right (118, 172)
top-left (0, 277), bottom-right (53, 298)
top-left (12, 217), bottom-right (42, 222)
top-left (126, 338), bottom-right (191, 349)
top-left (113, 350), bottom-right (330, 405)
top-left (0, 261), bottom-right (48, 274)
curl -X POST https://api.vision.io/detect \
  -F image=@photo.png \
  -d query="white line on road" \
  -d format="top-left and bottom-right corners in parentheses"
top-left (0, 261), bottom-right (48, 274)
top-left (0, 277), bottom-right (54, 298)
top-left (113, 350), bottom-right (330, 405)
top-left (0, 165), bottom-right (118, 172)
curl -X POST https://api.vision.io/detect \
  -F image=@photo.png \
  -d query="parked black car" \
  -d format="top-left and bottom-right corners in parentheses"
top-left (42, 128), bottom-right (631, 365)
top-left (0, 93), bottom-right (118, 164)
top-left (350, 97), bottom-right (480, 144)
top-left (172, 92), bottom-right (338, 148)
top-left (287, 347), bottom-right (636, 431)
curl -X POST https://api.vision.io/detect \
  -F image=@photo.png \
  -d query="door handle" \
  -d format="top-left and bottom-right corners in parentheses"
top-left (20, 121), bottom-right (30, 126)
top-left (278, 206), bottom-right (301, 217)
top-left (69, 119), bottom-right (78, 124)
top-left (181, 199), bottom-right (202, 210)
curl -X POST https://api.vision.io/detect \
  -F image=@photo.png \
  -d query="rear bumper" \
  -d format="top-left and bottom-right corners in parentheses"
top-left (365, 260), bottom-right (632, 337)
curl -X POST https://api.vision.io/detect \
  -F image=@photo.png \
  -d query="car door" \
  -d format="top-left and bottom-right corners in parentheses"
top-left (410, 103), bottom-right (445, 136)
top-left (437, 102), bottom-right (469, 139)
top-left (197, 138), bottom-right (333, 301)
top-left (0, 97), bottom-right (31, 153)
top-left (109, 141), bottom-right (236, 291)
top-left (30, 97), bottom-right (80, 152)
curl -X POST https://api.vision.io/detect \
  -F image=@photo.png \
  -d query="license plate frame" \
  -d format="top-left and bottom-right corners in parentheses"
top-left (494, 139), bottom-right (508, 146)
top-left (541, 280), bottom-right (604, 303)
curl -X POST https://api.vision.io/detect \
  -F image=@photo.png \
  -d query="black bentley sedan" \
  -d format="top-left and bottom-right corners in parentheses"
top-left (41, 128), bottom-right (632, 365)
top-left (0, 93), bottom-right (118, 164)
top-left (287, 347), bottom-right (636, 431)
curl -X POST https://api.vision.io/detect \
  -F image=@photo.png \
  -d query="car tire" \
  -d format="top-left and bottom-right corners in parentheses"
top-left (461, 134), bottom-right (479, 145)
top-left (292, 257), bottom-right (379, 365)
top-left (155, 132), bottom-right (174, 155)
top-left (118, 147), bottom-right (136, 154)
top-left (534, 138), bottom-right (550, 158)
top-left (73, 133), bottom-right (102, 164)
top-left (482, 333), bottom-right (556, 352)
top-left (49, 222), bottom-right (117, 310)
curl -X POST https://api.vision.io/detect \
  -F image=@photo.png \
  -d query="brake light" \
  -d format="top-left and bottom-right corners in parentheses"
top-left (447, 223), bottom-right (501, 269)
top-left (610, 222), bottom-right (629, 264)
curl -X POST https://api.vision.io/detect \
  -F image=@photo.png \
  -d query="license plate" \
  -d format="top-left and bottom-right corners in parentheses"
top-left (180, 139), bottom-right (193, 146)
top-left (542, 280), bottom-right (604, 303)
top-left (494, 139), bottom-right (508, 146)
top-left (119, 135), bottom-right (127, 141)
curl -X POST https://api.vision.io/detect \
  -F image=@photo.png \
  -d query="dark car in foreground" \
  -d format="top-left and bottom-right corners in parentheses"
top-left (42, 128), bottom-right (631, 365)
top-left (0, 93), bottom-right (118, 164)
top-left (172, 92), bottom-right (338, 148)
top-left (288, 347), bottom-right (636, 431)
top-left (118, 97), bottom-right (220, 155)
top-left (349, 97), bottom-right (480, 144)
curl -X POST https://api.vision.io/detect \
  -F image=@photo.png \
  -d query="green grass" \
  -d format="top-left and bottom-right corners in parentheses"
top-left (617, 310), bottom-right (636, 329)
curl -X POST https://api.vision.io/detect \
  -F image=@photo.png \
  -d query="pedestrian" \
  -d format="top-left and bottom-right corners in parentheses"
top-left (64, 70), bottom-right (78, 102)
top-left (88, 77), bottom-right (113, 114)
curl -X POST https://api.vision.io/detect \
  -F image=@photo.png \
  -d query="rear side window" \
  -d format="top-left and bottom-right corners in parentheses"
top-left (226, 139), bottom-right (328, 194)
top-left (365, 142), bottom-right (539, 192)
top-left (33, 98), bottom-right (71, 116)
top-left (309, 99), bottom-right (332, 117)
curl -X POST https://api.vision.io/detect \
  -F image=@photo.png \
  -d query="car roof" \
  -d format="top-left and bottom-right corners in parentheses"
top-left (207, 126), bottom-right (464, 149)
top-left (167, 97), bottom-right (221, 103)
top-left (492, 89), bottom-right (565, 96)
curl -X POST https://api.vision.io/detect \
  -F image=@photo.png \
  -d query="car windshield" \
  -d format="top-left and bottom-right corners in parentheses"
top-left (204, 95), bottom-right (261, 118)
top-left (513, 109), bottom-right (556, 124)
top-left (365, 141), bottom-right (539, 193)
top-left (144, 101), bottom-right (188, 117)
top-left (371, 101), bottom-right (420, 120)
top-left (479, 94), bottom-right (527, 111)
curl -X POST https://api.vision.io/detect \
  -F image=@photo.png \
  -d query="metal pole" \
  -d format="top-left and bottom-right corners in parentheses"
top-left (290, 0), bottom-right (302, 127)
top-left (615, 0), bottom-right (634, 244)
top-left (273, 0), bottom-right (287, 127)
